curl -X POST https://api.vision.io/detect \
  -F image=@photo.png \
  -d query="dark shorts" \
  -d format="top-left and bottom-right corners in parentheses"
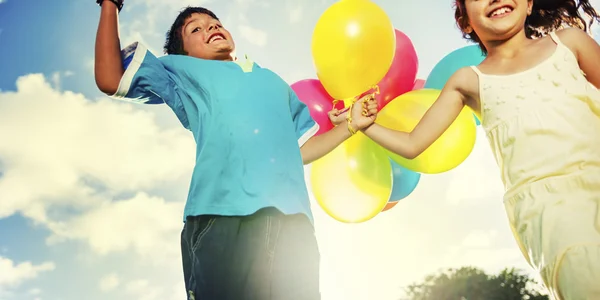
top-left (180, 207), bottom-right (321, 300)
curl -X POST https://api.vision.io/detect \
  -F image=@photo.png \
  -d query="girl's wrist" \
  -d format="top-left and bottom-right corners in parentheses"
top-left (346, 118), bottom-right (358, 135)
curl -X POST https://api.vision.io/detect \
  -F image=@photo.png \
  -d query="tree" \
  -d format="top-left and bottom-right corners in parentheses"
top-left (405, 266), bottom-right (549, 300)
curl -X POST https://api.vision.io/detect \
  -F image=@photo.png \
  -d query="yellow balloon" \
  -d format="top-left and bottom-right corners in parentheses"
top-left (378, 89), bottom-right (477, 174)
top-left (311, 0), bottom-right (395, 100)
top-left (311, 132), bottom-right (392, 223)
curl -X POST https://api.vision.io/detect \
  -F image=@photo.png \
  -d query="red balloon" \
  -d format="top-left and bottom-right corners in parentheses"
top-left (362, 30), bottom-right (418, 110)
top-left (413, 79), bottom-right (425, 90)
top-left (291, 79), bottom-right (344, 136)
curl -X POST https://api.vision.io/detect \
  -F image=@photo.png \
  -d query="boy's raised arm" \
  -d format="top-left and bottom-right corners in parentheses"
top-left (94, 1), bottom-right (124, 95)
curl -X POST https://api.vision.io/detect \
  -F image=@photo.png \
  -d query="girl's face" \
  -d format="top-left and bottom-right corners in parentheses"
top-left (463, 0), bottom-right (533, 42)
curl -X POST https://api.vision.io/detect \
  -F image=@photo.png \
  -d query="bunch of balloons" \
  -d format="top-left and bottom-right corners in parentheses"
top-left (294, 0), bottom-right (486, 223)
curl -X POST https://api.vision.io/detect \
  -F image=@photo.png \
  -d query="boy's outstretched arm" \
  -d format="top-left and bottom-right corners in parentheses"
top-left (300, 96), bottom-right (377, 165)
top-left (362, 69), bottom-right (470, 159)
top-left (95, 0), bottom-right (124, 95)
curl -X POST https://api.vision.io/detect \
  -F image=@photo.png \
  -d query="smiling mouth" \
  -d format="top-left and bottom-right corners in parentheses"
top-left (207, 33), bottom-right (226, 44)
top-left (489, 6), bottom-right (513, 18)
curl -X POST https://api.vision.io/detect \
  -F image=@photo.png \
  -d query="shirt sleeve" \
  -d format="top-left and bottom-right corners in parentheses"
top-left (110, 42), bottom-right (190, 129)
top-left (289, 87), bottom-right (319, 147)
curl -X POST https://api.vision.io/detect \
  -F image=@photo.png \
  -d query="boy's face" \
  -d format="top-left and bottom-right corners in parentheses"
top-left (181, 13), bottom-right (235, 60)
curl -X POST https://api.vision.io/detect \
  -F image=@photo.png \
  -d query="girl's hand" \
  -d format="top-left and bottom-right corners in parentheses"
top-left (350, 94), bottom-right (378, 131)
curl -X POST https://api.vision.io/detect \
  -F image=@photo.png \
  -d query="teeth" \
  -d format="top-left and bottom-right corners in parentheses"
top-left (491, 7), bottom-right (511, 16)
top-left (209, 35), bottom-right (224, 43)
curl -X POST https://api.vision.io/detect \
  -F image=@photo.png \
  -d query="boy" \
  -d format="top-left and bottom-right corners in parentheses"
top-left (93, 1), bottom-right (378, 299)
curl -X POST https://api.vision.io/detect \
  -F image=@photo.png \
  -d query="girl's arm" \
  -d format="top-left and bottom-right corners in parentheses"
top-left (557, 27), bottom-right (600, 88)
top-left (301, 96), bottom-right (378, 164)
top-left (95, 1), bottom-right (125, 95)
top-left (361, 68), bottom-right (471, 159)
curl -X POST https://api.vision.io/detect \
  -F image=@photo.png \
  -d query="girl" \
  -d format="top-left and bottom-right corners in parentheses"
top-left (348, 0), bottom-right (600, 298)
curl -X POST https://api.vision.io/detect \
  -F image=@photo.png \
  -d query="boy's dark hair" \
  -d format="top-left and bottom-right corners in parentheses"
top-left (454, 0), bottom-right (600, 54)
top-left (164, 7), bottom-right (219, 55)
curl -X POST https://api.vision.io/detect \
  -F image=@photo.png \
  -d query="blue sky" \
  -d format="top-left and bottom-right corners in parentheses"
top-left (5, 0), bottom-right (598, 299)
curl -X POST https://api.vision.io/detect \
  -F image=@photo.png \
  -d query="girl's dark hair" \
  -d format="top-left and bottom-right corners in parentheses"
top-left (454, 0), bottom-right (600, 53)
top-left (164, 7), bottom-right (219, 55)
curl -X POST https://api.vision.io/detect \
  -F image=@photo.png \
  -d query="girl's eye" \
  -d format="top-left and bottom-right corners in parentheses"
top-left (192, 27), bottom-right (201, 33)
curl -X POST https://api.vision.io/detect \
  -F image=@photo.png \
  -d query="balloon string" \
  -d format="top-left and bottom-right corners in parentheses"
top-left (372, 85), bottom-right (380, 95)
top-left (331, 85), bottom-right (379, 108)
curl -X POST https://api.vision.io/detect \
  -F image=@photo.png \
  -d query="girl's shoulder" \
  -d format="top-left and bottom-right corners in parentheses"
top-left (553, 27), bottom-right (589, 55)
top-left (446, 66), bottom-right (481, 106)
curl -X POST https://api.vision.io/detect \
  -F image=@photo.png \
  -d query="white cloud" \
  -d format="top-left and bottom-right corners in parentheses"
top-left (84, 58), bottom-right (94, 75)
top-left (28, 288), bottom-right (42, 295)
top-left (0, 256), bottom-right (55, 288)
top-left (50, 71), bottom-right (74, 92)
top-left (49, 192), bottom-right (183, 263)
top-left (233, 0), bottom-right (270, 7)
top-left (109, 279), bottom-right (187, 300)
top-left (0, 74), bottom-right (194, 222)
top-left (125, 279), bottom-right (161, 300)
top-left (238, 25), bottom-right (268, 47)
top-left (289, 6), bottom-right (303, 23)
top-left (124, 279), bottom-right (187, 300)
top-left (0, 74), bottom-right (194, 265)
top-left (99, 273), bottom-right (120, 292)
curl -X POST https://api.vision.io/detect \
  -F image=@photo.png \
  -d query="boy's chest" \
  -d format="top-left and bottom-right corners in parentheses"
top-left (181, 60), bottom-right (292, 116)
top-left (176, 62), bottom-right (292, 127)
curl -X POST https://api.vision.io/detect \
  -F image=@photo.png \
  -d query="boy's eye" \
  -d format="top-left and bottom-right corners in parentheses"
top-left (192, 27), bottom-right (201, 33)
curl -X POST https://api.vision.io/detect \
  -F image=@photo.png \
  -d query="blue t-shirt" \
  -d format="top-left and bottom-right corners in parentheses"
top-left (112, 42), bottom-right (319, 222)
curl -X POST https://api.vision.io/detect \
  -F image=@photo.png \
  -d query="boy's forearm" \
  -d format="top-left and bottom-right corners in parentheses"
top-left (95, 1), bottom-right (124, 95)
top-left (300, 124), bottom-right (352, 164)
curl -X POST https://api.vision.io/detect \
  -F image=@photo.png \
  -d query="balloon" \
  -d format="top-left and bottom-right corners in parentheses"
top-left (382, 201), bottom-right (398, 212)
top-left (389, 159), bottom-right (420, 201)
top-left (413, 79), bottom-right (425, 90)
top-left (377, 89), bottom-right (477, 174)
top-left (381, 160), bottom-right (420, 213)
top-left (311, 132), bottom-right (392, 223)
top-left (424, 45), bottom-right (485, 127)
top-left (311, 0), bottom-right (395, 101)
top-left (362, 29), bottom-right (418, 110)
top-left (424, 45), bottom-right (486, 90)
top-left (291, 79), bottom-right (343, 136)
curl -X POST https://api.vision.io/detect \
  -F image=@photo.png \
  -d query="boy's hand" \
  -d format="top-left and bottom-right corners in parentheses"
top-left (350, 94), bottom-right (378, 131)
top-left (328, 107), bottom-right (349, 126)
top-left (97, 0), bottom-right (124, 11)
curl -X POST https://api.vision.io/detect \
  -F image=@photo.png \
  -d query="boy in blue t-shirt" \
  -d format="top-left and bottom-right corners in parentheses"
top-left (94, 1), bottom-right (377, 299)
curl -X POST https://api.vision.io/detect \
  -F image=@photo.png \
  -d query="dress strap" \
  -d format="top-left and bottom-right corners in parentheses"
top-left (470, 66), bottom-right (483, 76)
top-left (549, 31), bottom-right (563, 46)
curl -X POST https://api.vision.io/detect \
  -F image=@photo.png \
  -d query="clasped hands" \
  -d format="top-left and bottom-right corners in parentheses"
top-left (328, 93), bottom-right (378, 134)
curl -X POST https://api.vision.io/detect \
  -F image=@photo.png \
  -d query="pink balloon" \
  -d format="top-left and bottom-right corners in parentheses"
top-left (413, 79), bottom-right (425, 90)
top-left (362, 30), bottom-right (418, 110)
top-left (291, 79), bottom-right (343, 136)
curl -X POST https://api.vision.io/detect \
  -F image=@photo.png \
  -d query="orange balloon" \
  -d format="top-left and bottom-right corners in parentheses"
top-left (382, 201), bottom-right (399, 212)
